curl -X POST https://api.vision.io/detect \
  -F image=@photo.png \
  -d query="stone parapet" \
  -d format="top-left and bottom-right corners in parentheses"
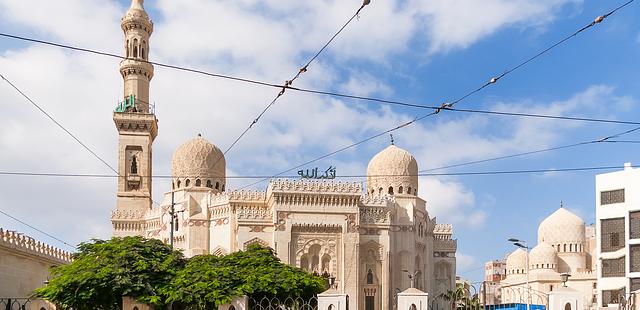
top-left (360, 194), bottom-right (395, 207)
top-left (0, 228), bottom-right (72, 264)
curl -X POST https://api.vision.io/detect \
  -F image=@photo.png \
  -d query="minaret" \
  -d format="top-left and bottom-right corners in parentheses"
top-left (111, 0), bottom-right (158, 237)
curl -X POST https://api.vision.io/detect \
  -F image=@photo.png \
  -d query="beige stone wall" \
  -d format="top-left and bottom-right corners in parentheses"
top-left (0, 229), bottom-right (71, 298)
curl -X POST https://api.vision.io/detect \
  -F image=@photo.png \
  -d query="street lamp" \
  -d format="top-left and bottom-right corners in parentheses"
top-left (402, 269), bottom-right (422, 289)
top-left (508, 238), bottom-right (530, 310)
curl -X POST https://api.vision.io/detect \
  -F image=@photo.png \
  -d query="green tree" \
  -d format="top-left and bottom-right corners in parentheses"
top-left (440, 283), bottom-right (467, 310)
top-left (163, 245), bottom-right (325, 309)
top-left (33, 236), bottom-right (185, 310)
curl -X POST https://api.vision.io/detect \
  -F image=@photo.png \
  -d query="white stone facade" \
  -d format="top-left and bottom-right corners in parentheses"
top-left (110, 2), bottom-right (457, 309)
top-left (595, 163), bottom-right (640, 308)
top-left (492, 207), bottom-right (597, 310)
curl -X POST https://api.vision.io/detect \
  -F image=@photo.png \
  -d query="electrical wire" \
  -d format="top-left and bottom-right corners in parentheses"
top-left (213, 1), bottom-right (370, 165)
top-left (421, 125), bottom-right (640, 172)
top-left (1, 164), bottom-right (636, 179)
top-left (0, 208), bottom-right (77, 250)
top-left (444, 0), bottom-right (635, 108)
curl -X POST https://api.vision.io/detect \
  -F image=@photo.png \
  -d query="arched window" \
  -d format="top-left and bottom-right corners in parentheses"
top-left (222, 184), bottom-right (225, 191)
top-left (564, 244), bottom-right (567, 252)
top-left (564, 302), bottom-right (572, 310)
top-left (207, 180), bottom-right (212, 188)
top-left (142, 40), bottom-right (146, 59)
top-left (399, 186), bottom-right (403, 194)
top-left (569, 244), bottom-right (573, 252)
top-left (388, 187), bottom-right (394, 195)
top-left (229, 306), bottom-right (236, 310)
top-left (367, 269), bottom-right (374, 284)
top-left (215, 182), bottom-right (220, 189)
top-left (130, 156), bottom-right (138, 174)
top-left (133, 38), bottom-right (138, 57)
top-left (328, 305), bottom-right (335, 310)
top-left (133, 307), bottom-right (139, 310)
top-left (195, 179), bottom-right (201, 186)
top-left (410, 304), bottom-right (417, 310)
top-left (177, 180), bottom-right (181, 188)
top-left (185, 179), bottom-right (191, 187)
top-left (126, 40), bottom-right (130, 57)
top-left (408, 187), bottom-right (412, 195)
top-left (378, 187), bottom-right (383, 195)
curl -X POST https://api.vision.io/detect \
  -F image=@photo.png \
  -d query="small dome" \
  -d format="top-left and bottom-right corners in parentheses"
top-left (172, 135), bottom-right (225, 191)
top-left (538, 208), bottom-right (585, 245)
top-left (121, 0), bottom-right (153, 32)
top-left (366, 145), bottom-right (418, 196)
top-left (529, 243), bottom-right (558, 270)
top-left (506, 248), bottom-right (527, 271)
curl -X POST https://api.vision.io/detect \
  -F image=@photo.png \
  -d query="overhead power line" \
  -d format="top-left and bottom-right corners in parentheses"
top-left (421, 125), bottom-right (640, 172)
top-left (2, 163), bottom-right (637, 180)
top-left (215, 1), bottom-right (371, 164)
top-left (0, 208), bottom-right (77, 250)
top-left (0, 1), bottom-right (632, 119)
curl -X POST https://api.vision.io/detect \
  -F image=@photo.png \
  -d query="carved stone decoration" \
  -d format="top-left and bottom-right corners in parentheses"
top-left (359, 228), bottom-right (382, 235)
top-left (249, 225), bottom-right (269, 232)
top-left (359, 207), bottom-right (391, 224)
top-left (211, 246), bottom-right (228, 256)
top-left (275, 212), bottom-right (289, 231)
top-left (291, 224), bottom-right (342, 234)
top-left (243, 237), bottom-right (270, 249)
top-left (346, 214), bottom-right (358, 233)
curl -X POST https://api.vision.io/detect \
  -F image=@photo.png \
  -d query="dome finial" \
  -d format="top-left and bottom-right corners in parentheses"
top-left (130, 0), bottom-right (144, 10)
top-left (390, 133), bottom-right (395, 146)
top-left (197, 133), bottom-right (202, 137)
top-left (560, 200), bottom-right (564, 208)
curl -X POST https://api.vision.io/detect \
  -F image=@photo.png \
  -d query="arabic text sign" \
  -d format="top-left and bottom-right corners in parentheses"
top-left (298, 166), bottom-right (336, 179)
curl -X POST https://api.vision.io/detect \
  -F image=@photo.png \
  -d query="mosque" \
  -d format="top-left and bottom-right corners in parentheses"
top-left (110, 1), bottom-right (457, 309)
top-left (497, 207), bottom-right (597, 310)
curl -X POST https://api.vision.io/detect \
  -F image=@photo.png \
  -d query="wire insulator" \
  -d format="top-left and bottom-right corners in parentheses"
top-left (489, 77), bottom-right (498, 84)
top-left (594, 15), bottom-right (605, 23)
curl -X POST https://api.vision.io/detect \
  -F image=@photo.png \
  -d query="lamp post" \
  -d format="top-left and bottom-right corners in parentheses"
top-left (402, 269), bottom-right (422, 289)
top-left (559, 273), bottom-right (570, 287)
top-left (508, 238), bottom-right (529, 310)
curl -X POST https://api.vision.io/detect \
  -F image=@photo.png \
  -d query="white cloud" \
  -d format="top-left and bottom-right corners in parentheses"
top-left (420, 177), bottom-right (485, 227)
top-left (456, 252), bottom-right (478, 273)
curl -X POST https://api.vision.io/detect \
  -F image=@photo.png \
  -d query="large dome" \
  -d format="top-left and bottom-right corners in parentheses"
top-left (529, 243), bottom-right (558, 271)
top-left (538, 207), bottom-right (585, 246)
top-left (366, 145), bottom-right (418, 196)
top-left (172, 135), bottom-right (226, 191)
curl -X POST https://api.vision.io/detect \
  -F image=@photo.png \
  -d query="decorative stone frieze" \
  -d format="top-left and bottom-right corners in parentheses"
top-left (0, 228), bottom-right (72, 263)
top-left (236, 205), bottom-right (271, 221)
top-left (360, 195), bottom-right (395, 206)
top-left (269, 179), bottom-right (361, 194)
top-left (359, 207), bottom-right (391, 224)
top-left (291, 224), bottom-right (343, 233)
top-left (111, 209), bottom-right (145, 219)
top-left (433, 239), bottom-right (457, 252)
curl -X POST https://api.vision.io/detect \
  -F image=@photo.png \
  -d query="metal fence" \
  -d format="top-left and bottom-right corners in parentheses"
top-left (0, 298), bottom-right (55, 310)
top-left (248, 296), bottom-right (318, 310)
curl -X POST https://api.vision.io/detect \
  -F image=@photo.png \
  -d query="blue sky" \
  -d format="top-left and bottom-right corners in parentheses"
top-left (0, 0), bottom-right (639, 284)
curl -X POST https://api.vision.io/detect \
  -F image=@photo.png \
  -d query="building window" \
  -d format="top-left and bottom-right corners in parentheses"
top-left (550, 285), bottom-right (554, 291)
top-left (631, 278), bottom-right (640, 292)
top-left (177, 180), bottom-right (181, 188)
top-left (130, 155), bottom-right (138, 174)
top-left (631, 245), bottom-right (640, 272)
top-left (388, 187), bottom-right (394, 195)
top-left (206, 180), bottom-right (212, 188)
top-left (601, 189), bottom-right (625, 205)
top-left (185, 179), bottom-right (190, 187)
top-left (630, 211), bottom-right (640, 239)
top-left (601, 217), bottom-right (625, 252)
top-left (408, 187), bottom-right (412, 195)
top-left (365, 296), bottom-right (375, 310)
top-left (367, 269), bottom-right (374, 284)
top-left (602, 288), bottom-right (625, 307)
top-left (195, 179), bottom-right (201, 187)
top-left (564, 302), bottom-right (571, 310)
top-left (399, 186), bottom-right (403, 194)
top-left (601, 256), bottom-right (625, 277)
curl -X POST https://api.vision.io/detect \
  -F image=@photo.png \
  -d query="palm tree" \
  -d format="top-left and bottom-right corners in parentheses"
top-left (440, 284), bottom-right (467, 310)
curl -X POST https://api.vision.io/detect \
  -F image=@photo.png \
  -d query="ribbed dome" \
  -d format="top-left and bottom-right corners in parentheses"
top-left (172, 135), bottom-right (225, 191)
top-left (538, 208), bottom-right (585, 245)
top-left (506, 248), bottom-right (527, 274)
top-left (366, 145), bottom-right (419, 196)
top-left (529, 243), bottom-right (558, 270)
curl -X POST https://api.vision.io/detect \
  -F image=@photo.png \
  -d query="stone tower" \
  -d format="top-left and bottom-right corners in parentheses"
top-left (111, 0), bottom-right (157, 237)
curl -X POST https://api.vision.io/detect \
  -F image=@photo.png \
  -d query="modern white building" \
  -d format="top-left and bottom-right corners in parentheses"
top-left (595, 163), bottom-right (640, 308)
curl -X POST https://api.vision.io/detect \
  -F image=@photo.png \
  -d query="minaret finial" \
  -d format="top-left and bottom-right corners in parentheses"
top-left (390, 134), bottom-right (395, 146)
top-left (560, 201), bottom-right (564, 208)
